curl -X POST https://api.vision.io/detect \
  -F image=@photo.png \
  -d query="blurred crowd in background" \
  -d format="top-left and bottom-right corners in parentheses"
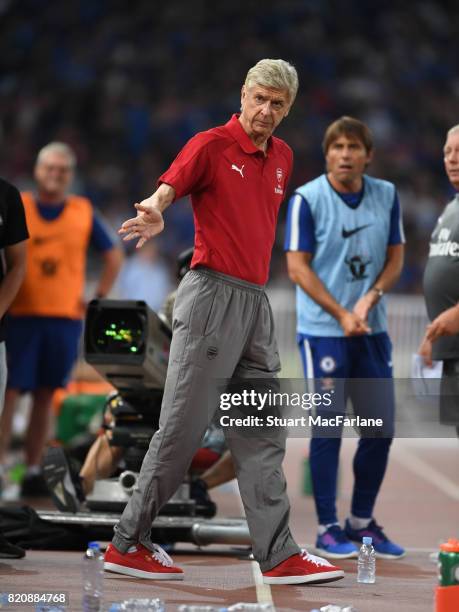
top-left (1, 0), bottom-right (458, 297)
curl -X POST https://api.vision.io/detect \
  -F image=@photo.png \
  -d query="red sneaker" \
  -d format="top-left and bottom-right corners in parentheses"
top-left (104, 543), bottom-right (184, 580)
top-left (262, 550), bottom-right (344, 585)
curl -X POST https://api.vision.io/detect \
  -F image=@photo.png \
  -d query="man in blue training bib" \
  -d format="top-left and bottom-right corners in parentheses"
top-left (284, 116), bottom-right (405, 560)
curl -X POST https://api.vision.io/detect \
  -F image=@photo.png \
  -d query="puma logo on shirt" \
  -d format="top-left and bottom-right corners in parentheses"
top-left (231, 163), bottom-right (244, 178)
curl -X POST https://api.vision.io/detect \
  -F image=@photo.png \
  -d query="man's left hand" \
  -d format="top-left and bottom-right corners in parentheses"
top-left (426, 305), bottom-right (459, 342)
top-left (353, 292), bottom-right (378, 322)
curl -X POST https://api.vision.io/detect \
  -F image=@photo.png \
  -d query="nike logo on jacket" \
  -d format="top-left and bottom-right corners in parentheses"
top-left (341, 224), bottom-right (372, 238)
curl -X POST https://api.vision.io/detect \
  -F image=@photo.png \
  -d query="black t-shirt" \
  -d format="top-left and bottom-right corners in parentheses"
top-left (0, 178), bottom-right (29, 340)
top-left (423, 194), bottom-right (459, 359)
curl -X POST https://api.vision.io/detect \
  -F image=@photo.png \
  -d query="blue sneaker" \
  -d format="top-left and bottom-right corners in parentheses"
top-left (344, 518), bottom-right (406, 559)
top-left (315, 524), bottom-right (359, 559)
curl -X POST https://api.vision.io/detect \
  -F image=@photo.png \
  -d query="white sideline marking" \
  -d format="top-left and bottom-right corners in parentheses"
top-left (251, 561), bottom-right (274, 605)
top-left (395, 446), bottom-right (459, 501)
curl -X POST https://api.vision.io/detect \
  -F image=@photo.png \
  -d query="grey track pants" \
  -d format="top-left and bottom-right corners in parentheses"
top-left (112, 268), bottom-right (300, 571)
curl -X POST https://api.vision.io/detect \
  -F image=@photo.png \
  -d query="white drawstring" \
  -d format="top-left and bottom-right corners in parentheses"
top-left (301, 550), bottom-right (333, 567)
top-left (150, 544), bottom-right (173, 567)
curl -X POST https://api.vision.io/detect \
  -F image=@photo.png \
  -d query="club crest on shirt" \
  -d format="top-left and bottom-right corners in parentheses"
top-left (40, 258), bottom-right (59, 276)
top-left (275, 167), bottom-right (284, 194)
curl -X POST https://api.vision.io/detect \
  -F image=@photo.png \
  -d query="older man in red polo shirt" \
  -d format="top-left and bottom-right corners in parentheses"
top-left (104, 59), bottom-right (344, 585)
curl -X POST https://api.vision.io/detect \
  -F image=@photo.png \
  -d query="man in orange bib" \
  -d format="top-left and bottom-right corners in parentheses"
top-left (0, 142), bottom-right (123, 496)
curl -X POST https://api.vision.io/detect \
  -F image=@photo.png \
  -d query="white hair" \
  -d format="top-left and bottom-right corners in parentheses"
top-left (36, 142), bottom-right (77, 168)
top-left (447, 124), bottom-right (459, 138)
top-left (244, 59), bottom-right (299, 106)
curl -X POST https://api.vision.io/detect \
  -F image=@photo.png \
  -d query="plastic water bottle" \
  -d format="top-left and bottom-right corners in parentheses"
top-left (357, 536), bottom-right (376, 584)
top-left (82, 541), bottom-right (104, 611)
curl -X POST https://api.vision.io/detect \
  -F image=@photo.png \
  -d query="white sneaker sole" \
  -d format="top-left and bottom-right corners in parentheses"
top-left (263, 569), bottom-right (344, 585)
top-left (375, 551), bottom-right (406, 560)
top-left (314, 546), bottom-right (359, 559)
top-left (104, 561), bottom-right (184, 580)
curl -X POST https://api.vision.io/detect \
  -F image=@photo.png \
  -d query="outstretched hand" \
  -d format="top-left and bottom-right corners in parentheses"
top-left (119, 200), bottom-right (165, 248)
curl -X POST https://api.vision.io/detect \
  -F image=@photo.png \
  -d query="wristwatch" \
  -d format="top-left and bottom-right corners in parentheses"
top-left (371, 286), bottom-right (384, 299)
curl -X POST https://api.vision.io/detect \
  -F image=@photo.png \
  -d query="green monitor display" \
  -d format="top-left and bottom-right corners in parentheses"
top-left (88, 309), bottom-right (146, 356)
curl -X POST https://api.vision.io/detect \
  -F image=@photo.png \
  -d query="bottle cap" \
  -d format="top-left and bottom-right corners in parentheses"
top-left (440, 538), bottom-right (459, 553)
top-left (362, 536), bottom-right (372, 545)
top-left (88, 541), bottom-right (100, 550)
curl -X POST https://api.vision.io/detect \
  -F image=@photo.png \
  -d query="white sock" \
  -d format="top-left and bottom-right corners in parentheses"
top-left (318, 522), bottom-right (340, 535)
top-left (348, 515), bottom-right (371, 529)
top-left (127, 546), bottom-right (138, 553)
top-left (26, 465), bottom-right (41, 476)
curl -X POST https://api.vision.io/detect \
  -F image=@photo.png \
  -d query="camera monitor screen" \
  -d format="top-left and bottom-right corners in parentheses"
top-left (88, 309), bottom-right (146, 355)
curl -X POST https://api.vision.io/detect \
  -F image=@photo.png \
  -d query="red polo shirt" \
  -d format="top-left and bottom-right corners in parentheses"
top-left (158, 114), bottom-right (293, 285)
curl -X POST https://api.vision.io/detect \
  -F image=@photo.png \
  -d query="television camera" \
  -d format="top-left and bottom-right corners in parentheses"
top-left (83, 298), bottom-right (195, 515)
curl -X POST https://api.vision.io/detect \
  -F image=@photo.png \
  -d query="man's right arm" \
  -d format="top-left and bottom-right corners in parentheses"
top-left (286, 251), bottom-right (370, 336)
top-left (141, 183), bottom-right (176, 214)
top-left (120, 131), bottom-right (213, 247)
